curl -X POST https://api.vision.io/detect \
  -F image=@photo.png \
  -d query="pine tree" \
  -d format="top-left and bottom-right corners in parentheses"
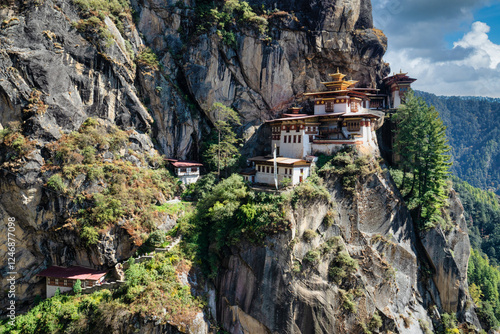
top-left (203, 103), bottom-right (241, 179)
top-left (393, 91), bottom-right (451, 228)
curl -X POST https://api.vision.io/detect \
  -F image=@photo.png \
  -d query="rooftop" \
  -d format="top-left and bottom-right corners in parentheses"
top-left (167, 159), bottom-right (203, 168)
top-left (37, 266), bottom-right (107, 281)
top-left (249, 156), bottom-right (311, 166)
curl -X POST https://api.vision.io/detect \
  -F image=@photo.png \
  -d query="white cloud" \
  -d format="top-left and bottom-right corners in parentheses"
top-left (382, 21), bottom-right (500, 97)
top-left (453, 21), bottom-right (500, 69)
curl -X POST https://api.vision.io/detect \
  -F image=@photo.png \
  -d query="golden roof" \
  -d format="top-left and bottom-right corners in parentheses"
top-left (321, 69), bottom-right (358, 91)
top-left (328, 68), bottom-right (346, 81)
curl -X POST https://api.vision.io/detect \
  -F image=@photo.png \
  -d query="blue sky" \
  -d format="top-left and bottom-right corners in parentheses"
top-left (371, 0), bottom-right (500, 97)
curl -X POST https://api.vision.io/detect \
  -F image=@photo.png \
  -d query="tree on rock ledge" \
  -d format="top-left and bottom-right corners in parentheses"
top-left (393, 91), bottom-right (451, 229)
top-left (203, 103), bottom-right (241, 180)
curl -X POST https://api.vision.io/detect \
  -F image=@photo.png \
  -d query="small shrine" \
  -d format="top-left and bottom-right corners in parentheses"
top-left (167, 159), bottom-right (203, 185)
top-left (37, 266), bottom-right (108, 298)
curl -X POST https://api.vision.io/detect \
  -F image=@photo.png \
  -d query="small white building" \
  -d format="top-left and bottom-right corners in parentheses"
top-left (168, 160), bottom-right (203, 185)
top-left (37, 266), bottom-right (107, 298)
top-left (248, 156), bottom-right (312, 186)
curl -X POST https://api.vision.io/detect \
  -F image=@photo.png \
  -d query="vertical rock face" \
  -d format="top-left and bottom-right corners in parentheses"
top-left (420, 190), bottom-right (480, 327)
top-left (133, 0), bottom-right (389, 155)
top-left (0, 0), bottom-right (480, 333)
top-left (215, 169), bottom-right (444, 333)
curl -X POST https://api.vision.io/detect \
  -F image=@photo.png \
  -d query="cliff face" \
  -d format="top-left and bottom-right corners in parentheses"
top-left (134, 0), bottom-right (388, 155)
top-left (0, 0), bottom-right (479, 333)
top-left (214, 165), bottom-right (477, 333)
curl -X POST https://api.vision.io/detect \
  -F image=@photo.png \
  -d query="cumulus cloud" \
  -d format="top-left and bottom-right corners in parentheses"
top-left (453, 21), bottom-right (500, 69)
top-left (372, 0), bottom-right (500, 97)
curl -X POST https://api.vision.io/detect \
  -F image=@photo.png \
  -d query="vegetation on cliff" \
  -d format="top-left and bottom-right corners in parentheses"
top-left (194, 0), bottom-right (270, 47)
top-left (176, 173), bottom-right (330, 278)
top-left (43, 118), bottom-right (179, 246)
top-left (0, 247), bottom-right (204, 334)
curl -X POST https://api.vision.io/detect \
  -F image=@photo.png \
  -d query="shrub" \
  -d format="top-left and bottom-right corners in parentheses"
top-left (290, 177), bottom-right (330, 207)
top-left (304, 250), bottom-right (320, 264)
top-left (280, 177), bottom-right (292, 188)
top-left (322, 210), bottom-right (335, 227)
top-left (329, 251), bottom-right (358, 285)
top-left (47, 174), bottom-right (66, 193)
top-left (340, 289), bottom-right (357, 313)
top-left (318, 147), bottom-right (375, 193)
top-left (81, 225), bottom-right (99, 246)
top-left (136, 47), bottom-right (159, 70)
top-left (368, 311), bottom-right (383, 331)
top-left (303, 229), bottom-right (317, 241)
top-left (146, 230), bottom-right (166, 247)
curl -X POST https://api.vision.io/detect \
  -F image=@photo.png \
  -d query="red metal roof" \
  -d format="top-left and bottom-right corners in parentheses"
top-left (167, 159), bottom-right (203, 168)
top-left (37, 266), bottom-right (107, 281)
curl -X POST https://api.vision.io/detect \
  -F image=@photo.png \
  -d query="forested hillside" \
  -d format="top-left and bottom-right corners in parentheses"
top-left (452, 176), bottom-right (500, 330)
top-left (416, 91), bottom-right (500, 195)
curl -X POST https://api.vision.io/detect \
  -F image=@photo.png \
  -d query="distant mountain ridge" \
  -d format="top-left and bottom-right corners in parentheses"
top-left (415, 90), bottom-right (500, 195)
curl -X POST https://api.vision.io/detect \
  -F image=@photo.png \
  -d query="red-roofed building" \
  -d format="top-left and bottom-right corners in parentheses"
top-left (167, 159), bottom-right (203, 185)
top-left (37, 266), bottom-right (108, 298)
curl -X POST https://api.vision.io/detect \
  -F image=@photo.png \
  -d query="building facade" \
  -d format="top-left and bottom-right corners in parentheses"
top-left (244, 70), bottom-right (416, 187)
top-left (37, 266), bottom-right (108, 298)
top-left (249, 156), bottom-right (312, 186)
top-left (168, 160), bottom-right (203, 185)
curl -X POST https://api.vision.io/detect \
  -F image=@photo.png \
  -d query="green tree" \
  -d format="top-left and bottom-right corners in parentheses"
top-left (203, 103), bottom-right (241, 179)
top-left (392, 91), bottom-right (451, 228)
top-left (73, 279), bottom-right (82, 295)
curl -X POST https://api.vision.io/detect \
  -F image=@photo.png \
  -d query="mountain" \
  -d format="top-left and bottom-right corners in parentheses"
top-left (0, 0), bottom-right (483, 333)
top-left (415, 91), bottom-right (500, 195)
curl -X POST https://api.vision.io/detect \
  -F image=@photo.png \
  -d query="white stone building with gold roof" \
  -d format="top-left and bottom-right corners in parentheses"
top-left (244, 70), bottom-right (415, 187)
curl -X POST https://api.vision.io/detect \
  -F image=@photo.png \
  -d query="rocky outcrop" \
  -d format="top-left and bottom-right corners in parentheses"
top-left (420, 190), bottom-right (480, 327)
top-left (0, 0), bottom-right (480, 333)
top-left (132, 0), bottom-right (389, 156)
top-left (215, 165), bottom-right (465, 333)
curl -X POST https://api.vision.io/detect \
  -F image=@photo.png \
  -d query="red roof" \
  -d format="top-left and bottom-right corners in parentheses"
top-left (166, 159), bottom-right (203, 168)
top-left (170, 160), bottom-right (203, 168)
top-left (37, 266), bottom-right (107, 281)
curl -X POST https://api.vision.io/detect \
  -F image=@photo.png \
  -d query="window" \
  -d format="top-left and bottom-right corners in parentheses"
top-left (286, 126), bottom-right (289, 133)
top-left (55, 279), bottom-right (59, 285)
top-left (258, 165), bottom-right (261, 172)
top-left (346, 121), bottom-right (360, 131)
top-left (64, 279), bottom-right (67, 286)
top-left (285, 168), bottom-right (288, 175)
top-left (191, 167), bottom-right (198, 173)
top-left (289, 168), bottom-right (292, 174)
top-left (300, 168), bottom-right (304, 174)
top-left (271, 167), bottom-right (274, 174)
top-left (296, 126), bottom-right (300, 132)
top-left (293, 135), bottom-right (296, 143)
top-left (180, 168), bottom-right (187, 173)
top-left (277, 147), bottom-right (280, 155)
top-left (298, 136), bottom-right (301, 143)
top-left (283, 136), bottom-right (287, 143)
top-left (276, 168), bottom-right (279, 174)
top-left (266, 166), bottom-right (270, 173)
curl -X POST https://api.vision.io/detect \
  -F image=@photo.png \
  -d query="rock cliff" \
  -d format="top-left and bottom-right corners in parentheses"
top-left (215, 161), bottom-right (478, 333)
top-left (0, 0), bottom-right (479, 333)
